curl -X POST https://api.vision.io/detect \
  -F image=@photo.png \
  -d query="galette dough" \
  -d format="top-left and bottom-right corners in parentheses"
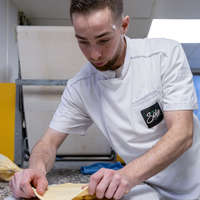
top-left (33, 183), bottom-right (88, 200)
top-left (0, 154), bottom-right (21, 181)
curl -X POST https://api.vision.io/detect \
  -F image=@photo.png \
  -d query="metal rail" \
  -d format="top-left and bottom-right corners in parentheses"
top-left (15, 79), bottom-right (68, 86)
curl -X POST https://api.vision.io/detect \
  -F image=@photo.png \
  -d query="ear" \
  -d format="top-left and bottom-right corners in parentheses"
top-left (121, 16), bottom-right (130, 34)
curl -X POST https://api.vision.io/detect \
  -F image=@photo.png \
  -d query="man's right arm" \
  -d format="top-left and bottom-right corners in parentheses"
top-left (29, 127), bottom-right (68, 174)
top-left (9, 128), bottom-right (68, 198)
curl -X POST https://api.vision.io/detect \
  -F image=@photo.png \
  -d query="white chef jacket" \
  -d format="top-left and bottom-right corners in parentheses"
top-left (50, 36), bottom-right (200, 200)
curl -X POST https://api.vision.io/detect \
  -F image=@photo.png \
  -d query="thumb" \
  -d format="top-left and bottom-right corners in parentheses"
top-left (36, 176), bottom-right (48, 196)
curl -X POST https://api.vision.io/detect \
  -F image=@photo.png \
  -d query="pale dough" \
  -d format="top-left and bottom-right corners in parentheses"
top-left (33, 183), bottom-right (89, 200)
top-left (0, 154), bottom-right (21, 181)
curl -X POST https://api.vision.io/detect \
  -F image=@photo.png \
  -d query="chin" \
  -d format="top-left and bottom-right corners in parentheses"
top-left (93, 64), bottom-right (109, 72)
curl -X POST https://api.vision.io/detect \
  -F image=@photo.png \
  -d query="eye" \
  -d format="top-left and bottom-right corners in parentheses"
top-left (78, 40), bottom-right (89, 45)
top-left (98, 39), bottom-right (110, 44)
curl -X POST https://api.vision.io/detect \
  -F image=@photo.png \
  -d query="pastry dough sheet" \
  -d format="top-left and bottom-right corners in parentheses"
top-left (33, 183), bottom-right (88, 200)
top-left (0, 154), bottom-right (21, 181)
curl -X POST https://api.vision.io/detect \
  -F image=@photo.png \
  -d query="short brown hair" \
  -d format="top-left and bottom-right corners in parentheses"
top-left (70, 0), bottom-right (123, 22)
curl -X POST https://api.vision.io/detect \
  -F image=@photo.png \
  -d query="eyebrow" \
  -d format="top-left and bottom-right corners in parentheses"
top-left (75, 32), bottom-right (112, 40)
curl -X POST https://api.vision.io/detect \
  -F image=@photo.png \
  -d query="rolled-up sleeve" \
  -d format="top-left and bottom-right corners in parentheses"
top-left (161, 41), bottom-right (198, 111)
top-left (49, 82), bottom-right (92, 135)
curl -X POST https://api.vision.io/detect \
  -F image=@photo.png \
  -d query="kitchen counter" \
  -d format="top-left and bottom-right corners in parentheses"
top-left (0, 169), bottom-right (90, 200)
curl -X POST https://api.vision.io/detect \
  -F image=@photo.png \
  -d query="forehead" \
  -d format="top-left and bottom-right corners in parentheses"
top-left (72, 7), bottom-right (117, 38)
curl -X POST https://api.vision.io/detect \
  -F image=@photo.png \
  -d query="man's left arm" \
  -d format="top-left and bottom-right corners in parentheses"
top-left (121, 110), bottom-right (193, 185)
top-left (88, 110), bottom-right (193, 199)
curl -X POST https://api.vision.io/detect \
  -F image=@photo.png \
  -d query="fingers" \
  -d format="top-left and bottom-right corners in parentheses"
top-left (34, 175), bottom-right (48, 195)
top-left (88, 168), bottom-right (105, 195)
top-left (9, 169), bottom-right (48, 199)
top-left (113, 179), bottom-right (130, 200)
top-left (88, 169), bottom-right (131, 200)
top-left (95, 172), bottom-right (112, 199)
top-left (104, 174), bottom-right (121, 199)
top-left (20, 180), bottom-right (35, 198)
top-left (9, 171), bottom-right (35, 198)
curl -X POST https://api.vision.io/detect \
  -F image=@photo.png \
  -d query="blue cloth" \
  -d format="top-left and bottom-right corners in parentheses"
top-left (193, 75), bottom-right (200, 121)
top-left (80, 162), bottom-right (123, 175)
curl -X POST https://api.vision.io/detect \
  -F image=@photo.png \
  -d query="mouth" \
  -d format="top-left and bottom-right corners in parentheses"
top-left (93, 61), bottom-right (105, 67)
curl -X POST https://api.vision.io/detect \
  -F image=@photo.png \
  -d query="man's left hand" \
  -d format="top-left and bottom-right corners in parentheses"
top-left (88, 168), bottom-right (132, 200)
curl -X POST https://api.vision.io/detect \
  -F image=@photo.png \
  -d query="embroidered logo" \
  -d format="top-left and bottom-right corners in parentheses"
top-left (141, 102), bottom-right (163, 128)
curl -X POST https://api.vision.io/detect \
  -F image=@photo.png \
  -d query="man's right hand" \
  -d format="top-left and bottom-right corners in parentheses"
top-left (9, 168), bottom-right (48, 199)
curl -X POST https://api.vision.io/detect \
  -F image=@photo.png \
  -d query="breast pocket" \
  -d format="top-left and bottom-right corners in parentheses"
top-left (131, 90), bottom-right (166, 135)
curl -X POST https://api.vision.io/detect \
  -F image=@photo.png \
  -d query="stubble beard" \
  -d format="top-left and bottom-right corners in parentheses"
top-left (93, 37), bottom-right (125, 72)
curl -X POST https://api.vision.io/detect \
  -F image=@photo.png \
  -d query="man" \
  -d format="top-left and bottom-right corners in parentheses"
top-left (10, 0), bottom-right (200, 199)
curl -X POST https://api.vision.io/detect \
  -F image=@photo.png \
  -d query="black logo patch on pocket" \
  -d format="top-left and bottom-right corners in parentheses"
top-left (141, 102), bottom-right (163, 128)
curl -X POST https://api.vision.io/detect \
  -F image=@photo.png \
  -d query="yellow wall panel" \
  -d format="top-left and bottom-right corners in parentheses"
top-left (0, 83), bottom-right (16, 161)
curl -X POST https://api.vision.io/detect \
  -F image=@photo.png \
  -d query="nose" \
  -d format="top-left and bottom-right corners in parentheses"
top-left (90, 45), bottom-right (102, 61)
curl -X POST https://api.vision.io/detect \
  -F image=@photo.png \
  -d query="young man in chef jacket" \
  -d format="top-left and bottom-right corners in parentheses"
top-left (10, 0), bottom-right (200, 199)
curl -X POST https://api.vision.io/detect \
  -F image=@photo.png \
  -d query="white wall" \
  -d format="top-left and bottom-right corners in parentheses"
top-left (16, 0), bottom-right (154, 38)
top-left (0, 0), bottom-right (18, 82)
top-left (30, 18), bottom-right (71, 26)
